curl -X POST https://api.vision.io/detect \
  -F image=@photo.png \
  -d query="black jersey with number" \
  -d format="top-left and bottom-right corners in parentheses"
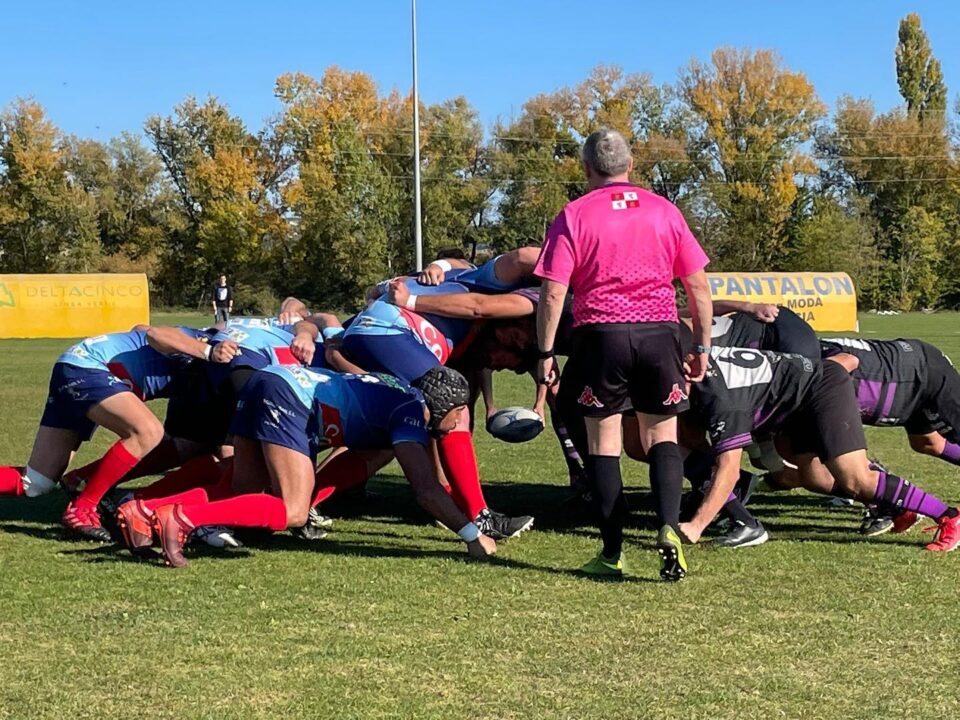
top-left (819, 338), bottom-right (927, 425)
top-left (709, 313), bottom-right (766, 349)
top-left (690, 347), bottom-right (822, 454)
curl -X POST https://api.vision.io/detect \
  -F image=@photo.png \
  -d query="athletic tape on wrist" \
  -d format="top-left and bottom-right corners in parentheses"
top-left (433, 259), bottom-right (453, 272)
top-left (203, 344), bottom-right (213, 361)
top-left (457, 522), bottom-right (481, 542)
top-left (405, 294), bottom-right (418, 310)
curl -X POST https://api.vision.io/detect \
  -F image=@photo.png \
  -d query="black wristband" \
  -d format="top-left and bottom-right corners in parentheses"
top-left (538, 348), bottom-right (555, 359)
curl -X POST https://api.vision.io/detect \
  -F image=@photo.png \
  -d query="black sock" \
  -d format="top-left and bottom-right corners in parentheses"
top-left (648, 442), bottom-right (684, 532)
top-left (586, 455), bottom-right (626, 558)
top-left (724, 497), bottom-right (759, 527)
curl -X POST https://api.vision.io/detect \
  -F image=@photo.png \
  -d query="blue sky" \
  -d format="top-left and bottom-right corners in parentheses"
top-left (3, 0), bottom-right (957, 141)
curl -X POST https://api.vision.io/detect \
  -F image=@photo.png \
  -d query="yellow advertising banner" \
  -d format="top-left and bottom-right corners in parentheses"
top-left (707, 272), bottom-right (858, 332)
top-left (0, 274), bottom-right (150, 339)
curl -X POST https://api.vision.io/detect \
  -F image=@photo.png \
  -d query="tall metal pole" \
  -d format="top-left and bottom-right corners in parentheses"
top-left (411, 0), bottom-right (424, 270)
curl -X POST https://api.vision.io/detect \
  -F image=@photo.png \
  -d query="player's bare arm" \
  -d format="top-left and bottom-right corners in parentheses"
top-left (393, 441), bottom-right (496, 558)
top-left (536, 279), bottom-right (567, 386)
top-left (679, 269), bottom-right (713, 382)
top-left (145, 325), bottom-right (238, 363)
top-left (387, 279), bottom-right (535, 319)
top-left (418, 257), bottom-right (473, 286)
top-left (826, 352), bottom-right (860, 373)
top-left (679, 447), bottom-right (743, 544)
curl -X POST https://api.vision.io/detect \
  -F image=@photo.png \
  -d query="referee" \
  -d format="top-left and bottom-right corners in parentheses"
top-left (535, 128), bottom-right (713, 581)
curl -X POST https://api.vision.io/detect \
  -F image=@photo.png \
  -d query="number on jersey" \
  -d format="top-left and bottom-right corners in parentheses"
top-left (712, 347), bottom-right (773, 389)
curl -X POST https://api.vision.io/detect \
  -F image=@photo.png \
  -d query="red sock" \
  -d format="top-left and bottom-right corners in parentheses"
top-left (142, 488), bottom-right (209, 513)
top-left (75, 442), bottom-right (141, 509)
top-left (179, 493), bottom-right (287, 531)
top-left (136, 455), bottom-right (221, 500)
top-left (312, 486), bottom-right (336, 507)
top-left (0, 466), bottom-right (24, 496)
top-left (437, 431), bottom-right (487, 519)
top-left (312, 452), bottom-right (369, 506)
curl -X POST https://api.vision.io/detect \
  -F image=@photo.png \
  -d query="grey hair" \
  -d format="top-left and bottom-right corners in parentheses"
top-left (581, 128), bottom-right (632, 177)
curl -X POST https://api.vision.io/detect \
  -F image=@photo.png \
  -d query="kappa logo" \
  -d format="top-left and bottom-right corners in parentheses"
top-left (578, 386), bottom-right (604, 408)
top-left (662, 383), bottom-right (688, 406)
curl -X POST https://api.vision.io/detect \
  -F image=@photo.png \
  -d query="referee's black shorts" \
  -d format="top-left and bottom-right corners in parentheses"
top-left (782, 360), bottom-right (866, 461)
top-left (564, 322), bottom-right (688, 418)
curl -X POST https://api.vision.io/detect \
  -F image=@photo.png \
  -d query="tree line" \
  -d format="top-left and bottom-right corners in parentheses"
top-left (1, 13), bottom-right (957, 312)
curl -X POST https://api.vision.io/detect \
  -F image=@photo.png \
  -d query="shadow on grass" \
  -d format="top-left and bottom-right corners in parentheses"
top-left (0, 477), bottom-right (926, 566)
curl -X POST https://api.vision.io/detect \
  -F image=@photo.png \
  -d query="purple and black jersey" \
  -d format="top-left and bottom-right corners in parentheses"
top-left (709, 313), bottom-right (766, 349)
top-left (709, 308), bottom-right (820, 359)
top-left (820, 338), bottom-right (927, 426)
top-left (691, 347), bottom-right (822, 454)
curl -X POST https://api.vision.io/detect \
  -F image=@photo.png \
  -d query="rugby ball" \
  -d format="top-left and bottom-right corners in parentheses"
top-left (486, 407), bottom-right (545, 444)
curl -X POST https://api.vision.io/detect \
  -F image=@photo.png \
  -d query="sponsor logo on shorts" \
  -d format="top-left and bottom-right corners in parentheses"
top-left (577, 386), bottom-right (604, 408)
top-left (662, 383), bottom-right (688, 406)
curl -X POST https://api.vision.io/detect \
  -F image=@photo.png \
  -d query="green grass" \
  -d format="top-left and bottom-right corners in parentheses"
top-left (2, 312), bottom-right (960, 719)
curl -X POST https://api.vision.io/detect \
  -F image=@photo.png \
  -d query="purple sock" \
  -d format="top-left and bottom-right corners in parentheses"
top-left (874, 469), bottom-right (950, 520)
top-left (939, 442), bottom-right (960, 466)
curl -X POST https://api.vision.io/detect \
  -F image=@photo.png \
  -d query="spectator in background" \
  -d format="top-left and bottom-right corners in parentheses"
top-left (212, 275), bottom-right (234, 323)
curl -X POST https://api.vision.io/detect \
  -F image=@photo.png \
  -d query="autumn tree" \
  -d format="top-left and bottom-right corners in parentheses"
top-left (145, 96), bottom-right (292, 306)
top-left (0, 99), bottom-right (100, 273)
top-left (65, 132), bottom-right (174, 277)
top-left (678, 48), bottom-right (826, 271)
top-left (491, 66), bottom-right (655, 250)
top-left (274, 69), bottom-right (397, 308)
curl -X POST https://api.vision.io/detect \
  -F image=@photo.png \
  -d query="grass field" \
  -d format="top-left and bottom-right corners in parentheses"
top-left (2, 312), bottom-right (960, 719)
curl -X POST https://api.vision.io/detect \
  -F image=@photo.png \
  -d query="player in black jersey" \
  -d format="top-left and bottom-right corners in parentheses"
top-left (680, 347), bottom-right (960, 552)
top-left (822, 337), bottom-right (960, 535)
top-left (821, 338), bottom-right (960, 463)
top-left (683, 304), bottom-right (820, 359)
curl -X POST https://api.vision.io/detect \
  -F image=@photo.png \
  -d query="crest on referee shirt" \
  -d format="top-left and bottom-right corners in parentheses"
top-left (611, 191), bottom-right (639, 210)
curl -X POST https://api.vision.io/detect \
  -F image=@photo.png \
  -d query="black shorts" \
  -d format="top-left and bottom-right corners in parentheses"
top-left (782, 361), bottom-right (867, 461)
top-left (904, 342), bottom-right (960, 443)
top-left (566, 322), bottom-right (688, 418)
top-left (164, 365), bottom-right (257, 448)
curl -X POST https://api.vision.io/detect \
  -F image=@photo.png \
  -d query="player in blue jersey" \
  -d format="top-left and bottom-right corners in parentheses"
top-left (125, 314), bottom-right (340, 507)
top-left (117, 365), bottom-right (497, 567)
top-left (0, 326), bottom-right (240, 540)
top-left (332, 277), bottom-right (535, 540)
top-left (403, 246), bottom-right (541, 294)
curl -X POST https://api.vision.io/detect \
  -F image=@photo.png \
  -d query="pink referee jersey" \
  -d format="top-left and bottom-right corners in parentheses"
top-left (534, 183), bottom-right (709, 326)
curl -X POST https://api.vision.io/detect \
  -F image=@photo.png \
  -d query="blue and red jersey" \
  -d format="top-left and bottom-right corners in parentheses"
top-left (212, 317), bottom-right (299, 370)
top-left (347, 278), bottom-right (476, 363)
top-left (55, 328), bottom-right (199, 400)
top-left (259, 365), bottom-right (429, 450)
